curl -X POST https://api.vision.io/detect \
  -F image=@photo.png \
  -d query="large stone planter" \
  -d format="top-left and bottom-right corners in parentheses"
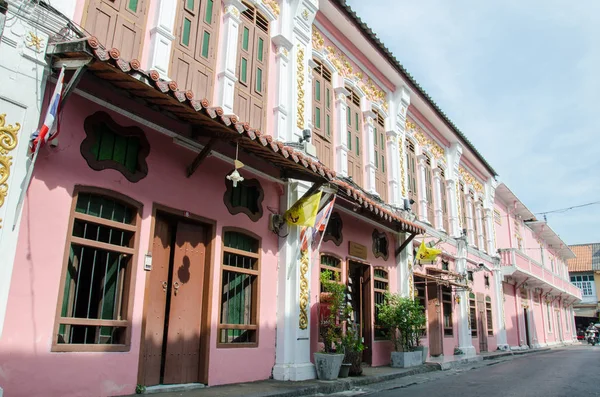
top-left (414, 346), bottom-right (428, 363)
top-left (390, 351), bottom-right (422, 368)
top-left (314, 353), bottom-right (344, 380)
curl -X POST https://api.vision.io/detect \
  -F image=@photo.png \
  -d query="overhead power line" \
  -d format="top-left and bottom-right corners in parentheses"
top-left (535, 200), bottom-right (600, 216)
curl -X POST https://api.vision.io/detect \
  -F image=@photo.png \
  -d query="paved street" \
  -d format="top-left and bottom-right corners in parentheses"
top-left (363, 345), bottom-right (598, 397)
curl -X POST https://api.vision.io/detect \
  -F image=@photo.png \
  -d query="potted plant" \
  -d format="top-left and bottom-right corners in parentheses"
top-left (377, 292), bottom-right (426, 368)
top-left (315, 270), bottom-right (345, 380)
top-left (340, 322), bottom-right (364, 377)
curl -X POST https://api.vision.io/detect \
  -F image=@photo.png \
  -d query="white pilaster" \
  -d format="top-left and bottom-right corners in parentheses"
top-left (446, 142), bottom-right (462, 237)
top-left (475, 200), bottom-right (484, 250)
top-left (363, 108), bottom-right (377, 195)
top-left (272, 35), bottom-right (293, 141)
top-left (334, 87), bottom-right (350, 177)
top-left (390, 87), bottom-right (409, 206)
top-left (396, 233), bottom-right (411, 297)
top-left (466, 193), bottom-right (475, 245)
top-left (273, 181), bottom-right (316, 381)
top-left (385, 120), bottom-right (399, 206)
top-left (433, 167), bottom-right (443, 231)
top-left (456, 236), bottom-right (476, 356)
top-left (493, 265), bottom-right (509, 350)
top-left (417, 154), bottom-right (429, 223)
top-left (216, 0), bottom-right (244, 114)
top-left (146, 0), bottom-right (178, 78)
top-left (484, 178), bottom-right (498, 254)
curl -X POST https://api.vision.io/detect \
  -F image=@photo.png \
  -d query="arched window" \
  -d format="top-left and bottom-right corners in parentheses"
top-left (346, 87), bottom-right (363, 185)
top-left (312, 60), bottom-right (333, 168)
top-left (374, 268), bottom-right (388, 340)
top-left (219, 230), bottom-right (260, 346)
top-left (469, 292), bottom-right (477, 337)
top-left (53, 188), bottom-right (142, 351)
top-left (234, 2), bottom-right (270, 130)
top-left (486, 296), bottom-right (493, 336)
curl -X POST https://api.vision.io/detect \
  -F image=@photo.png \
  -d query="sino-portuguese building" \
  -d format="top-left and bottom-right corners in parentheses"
top-left (0, 0), bottom-right (581, 396)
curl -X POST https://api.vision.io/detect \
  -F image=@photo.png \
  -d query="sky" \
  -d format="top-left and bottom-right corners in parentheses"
top-left (346, 0), bottom-right (600, 246)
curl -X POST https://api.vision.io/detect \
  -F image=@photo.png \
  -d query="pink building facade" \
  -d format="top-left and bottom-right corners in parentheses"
top-left (0, 1), bottom-right (580, 396)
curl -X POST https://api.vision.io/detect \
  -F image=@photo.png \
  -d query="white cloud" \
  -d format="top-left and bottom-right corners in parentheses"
top-left (346, 0), bottom-right (600, 244)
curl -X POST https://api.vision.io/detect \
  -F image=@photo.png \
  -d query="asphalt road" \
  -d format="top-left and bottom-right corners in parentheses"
top-left (369, 345), bottom-right (600, 397)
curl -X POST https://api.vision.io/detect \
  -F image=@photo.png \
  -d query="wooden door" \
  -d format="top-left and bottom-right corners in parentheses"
top-left (477, 293), bottom-right (488, 352)
top-left (142, 215), bottom-right (172, 386)
top-left (427, 282), bottom-right (442, 356)
top-left (83, 0), bottom-right (146, 61)
top-left (163, 221), bottom-right (207, 384)
top-left (361, 266), bottom-right (373, 364)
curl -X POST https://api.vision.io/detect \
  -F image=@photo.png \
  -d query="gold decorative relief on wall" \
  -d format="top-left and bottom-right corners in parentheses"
top-left (296, 46), bottom-right (305, 129)
top-left (299, 249), bottom-right (309, 329)
top-left (25, 32), bottom-right (44, 51)
top-left (312, 29), bottom-right (324, 51)
top-left (0, 114), bottom-right (21, 229)
top-left (459, 166), bottom-right (483, 193)
top-left (405, 119), bottom-right (445, 159)
top-left (399, 142), bottom-right (407, 197)
top-left (263, 0), bottom-right (280, 17)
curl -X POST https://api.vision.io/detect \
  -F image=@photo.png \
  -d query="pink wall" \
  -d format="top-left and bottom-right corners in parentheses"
top-left (0, 96), bottom-right (281, 397)
top-left (310, 211), bottom-right (397, 367)
top-left (493, 201), bottom-right (512, 250)
top-left (503, 283), bottom-right (519, 347)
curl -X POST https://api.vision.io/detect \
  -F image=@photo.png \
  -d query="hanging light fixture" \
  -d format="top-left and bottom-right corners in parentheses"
top-left (226, 142), bottom-right (245, 187)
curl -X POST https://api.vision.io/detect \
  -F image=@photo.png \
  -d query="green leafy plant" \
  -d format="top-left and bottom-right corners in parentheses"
top-left (319, 270), bottom-right (346, 353)
top-left (135, 384), bottom-right (146, 394)
top-left (376, 292), bottom-right (426, 352)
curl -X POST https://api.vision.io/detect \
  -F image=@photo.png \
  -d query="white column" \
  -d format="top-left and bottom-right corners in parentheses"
top-left (392, 87), bottom-right (410, 205)
top-left (396, 233), bottom-right (411, 297)
top-left (433, 168), bottom-right (443, 230)
top-left (485, 178), bottom-right (498, 254)
top-left (363, 108), bottom-right (377, 195)
top-left (446, 142), bottom-right (463, 237)
top-left (145, 0), bottom-right (178, 78)
top-left (466, 193), bottom-right (475, 245)
top-left (446, 178), bottom-right (459, 236)
top-left (334, 87), bottom-right (350, 177)
top-left (417, 154), bottom-right (429, 223)
top-left (493, 265), bottom-right (509, 350)
top-left (456, 236), bottom-right (476, 356)
top-left (215, 0), bottom-right (244, 114)
top-left (273, 181), bottom-right (316, 381)
top-left (484, 208), bottom-right (493, 254)
top-left (475, 200), bottom-right (484, 249)
top-left (272, 36), bottom-right (293, 142)
top-left (386, 122), bottom-right (400, 206)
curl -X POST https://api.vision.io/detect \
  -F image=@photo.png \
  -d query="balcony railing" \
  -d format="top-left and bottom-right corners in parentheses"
top-left (499, 248), bottom-right (582, 300)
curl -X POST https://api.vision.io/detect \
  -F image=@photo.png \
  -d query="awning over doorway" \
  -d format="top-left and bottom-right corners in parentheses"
top-left (573, 306), bottom-right (598, 318)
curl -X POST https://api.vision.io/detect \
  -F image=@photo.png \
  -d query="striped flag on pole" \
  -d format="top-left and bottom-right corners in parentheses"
top-left (311, 196), bottom-right (335, 247)
top-left (30, 66), bottom-right (66, 152)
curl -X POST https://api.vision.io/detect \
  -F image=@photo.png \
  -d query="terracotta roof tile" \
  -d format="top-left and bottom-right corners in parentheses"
top-left (568, 243), bottom-right (600, 272)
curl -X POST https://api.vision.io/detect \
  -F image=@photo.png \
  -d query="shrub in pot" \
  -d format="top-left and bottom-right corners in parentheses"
top-left (376, 292), bottom-right (426, 368)
top-left (340, 322), bottom-right (364, 376)
top-left (314, 270), bottom-right (345, 380)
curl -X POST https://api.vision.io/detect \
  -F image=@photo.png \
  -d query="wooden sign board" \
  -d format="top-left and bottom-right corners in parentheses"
top-left (349, 241), bottom-right (368, 260)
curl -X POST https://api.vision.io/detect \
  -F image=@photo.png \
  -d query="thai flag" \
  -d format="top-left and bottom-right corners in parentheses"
top-left (30, 67), bottom-right (66, 152)
top-left (311, 197), bottom-right (336, 248)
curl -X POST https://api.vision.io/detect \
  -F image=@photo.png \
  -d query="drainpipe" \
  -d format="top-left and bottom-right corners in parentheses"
top-left (0, 0), bottom-right (8, 43)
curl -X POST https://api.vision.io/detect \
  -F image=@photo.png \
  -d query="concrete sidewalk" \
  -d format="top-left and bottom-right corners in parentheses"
top-left (129, 347), bottom-right (556, 397)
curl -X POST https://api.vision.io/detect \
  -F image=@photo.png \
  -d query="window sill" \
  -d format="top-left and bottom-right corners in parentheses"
top-left (51, 344), bottom-right (130, 353)
top-left (217, 342), bottom-right (259, 349)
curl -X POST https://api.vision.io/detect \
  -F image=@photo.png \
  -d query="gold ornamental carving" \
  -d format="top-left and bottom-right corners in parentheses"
top-left (299, 249), bottom-right (309, 329)
top-left (296, 47), bottom-right (305, 129)
top-left (263, 0), bottom-right (280, 17)
top-left (456, 183), bottom-right (463, 230)
top-left (399, 143), bottom-right (407, 197)
top-left (459, 166), bottom-right (483, 193)
top-left (313, 28), bottom-right (388, 112)
top-left (225, 5), bottom-right (240, 17)
top-left (25, 32), bottom-right (44, 51)
top-left (405, 119), bottom-right (445, 159)
top-left (0, 114), bottom-right (21, 229)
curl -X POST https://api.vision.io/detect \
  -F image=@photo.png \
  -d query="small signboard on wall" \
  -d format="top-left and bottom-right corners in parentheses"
top-left (349, 241), bottom-right (368, 260)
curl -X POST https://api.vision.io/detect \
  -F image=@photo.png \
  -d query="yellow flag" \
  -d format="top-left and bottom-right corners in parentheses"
top-left (416, 240), bottom-right (441, 262)
top-left (284, 191), bottom-right (322, 227)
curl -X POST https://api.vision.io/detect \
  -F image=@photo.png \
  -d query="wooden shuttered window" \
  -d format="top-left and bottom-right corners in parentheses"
top-left (374, 268), bottom-right (388, 340)
top-left (406, 141), bottom-right (418, 214)
top-left (312, 61), bottom-right (333, 169)
top-left (486, 296), bottom-right (493, 336)
top-left (53, 188), bottom-right (141, 352)
top-left (234, 2), bottom-right (269, 131)
top-left (83, 0), bottom-right (148, 61)
top-left (424, 154), bottom-right (434, 223)
top-left (469, 292), bottom-right (477, 337)
top-left (440, 168), bottom-right (449, 232)
top-left (171, 0), bottom-right (219, 101)
top-left (346, 88), bottom-right (363, 186)
top-left (442, 286), bottom-right (453, 336)
top-left (218, 230), bottom-right (260, 346)
top-left (373, 111), bottom-right (387, 201)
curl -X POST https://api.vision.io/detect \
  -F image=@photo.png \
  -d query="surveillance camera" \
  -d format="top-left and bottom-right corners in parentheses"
top-left (302, 128), bottom-right (312, 143)
top-left (478, 263), bottom-right (485, 268)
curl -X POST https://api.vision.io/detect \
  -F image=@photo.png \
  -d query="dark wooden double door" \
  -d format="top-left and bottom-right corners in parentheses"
top-left (141, 213), bottom-right (209, 386)
top-left (347, 262), bottom-right (373, 364)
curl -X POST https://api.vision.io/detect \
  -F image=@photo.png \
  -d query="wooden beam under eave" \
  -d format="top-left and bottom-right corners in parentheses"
top-left (187, 138), bottom-right (217, 177)
top-left (395, 232), bottom-right (417, 258)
